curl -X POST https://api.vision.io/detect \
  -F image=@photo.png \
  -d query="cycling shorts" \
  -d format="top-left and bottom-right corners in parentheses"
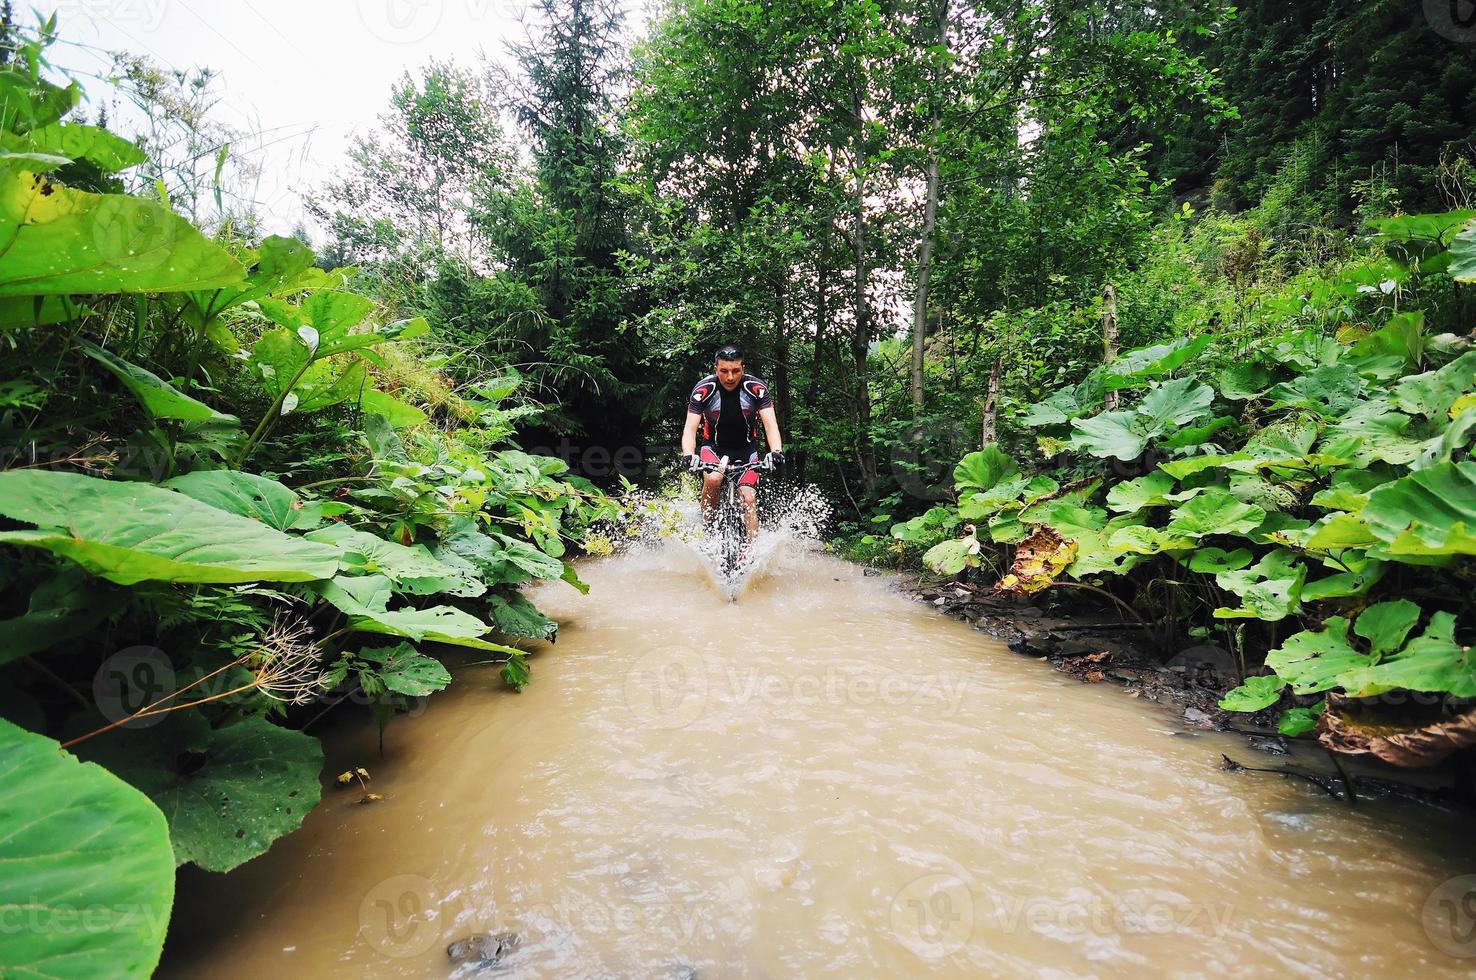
top-left (699, 444), bottom-right (761, 487)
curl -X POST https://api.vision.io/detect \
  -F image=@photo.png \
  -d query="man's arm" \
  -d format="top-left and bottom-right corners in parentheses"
top-left (680, 410), bottom-right (701, 457)
top-left (758, 405), bottom-right (782, 453)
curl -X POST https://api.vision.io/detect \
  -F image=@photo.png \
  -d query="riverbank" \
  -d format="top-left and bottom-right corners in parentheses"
top-left (894, 572), bottom-right (1474, 811)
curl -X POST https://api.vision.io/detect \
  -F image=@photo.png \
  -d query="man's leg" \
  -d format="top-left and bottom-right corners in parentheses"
top-left (698, 446), bottom-right (723, 524)
top-left (738, 484), bottom-right (758, 544)
top-left (700, 472), bottom-right (722, 524)
top-left (737, 449), bottom-right (761, 544)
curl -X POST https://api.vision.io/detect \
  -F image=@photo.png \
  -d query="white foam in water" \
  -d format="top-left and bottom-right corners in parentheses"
top-left (597, 473), bottom-right (833, 601)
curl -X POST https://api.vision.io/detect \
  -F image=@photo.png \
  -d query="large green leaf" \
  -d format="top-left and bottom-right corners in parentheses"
top-left (1218, 674), bottom-right (1284, 712)
top-left (359, 643), bottom-right (452, 697)
top-left (1070, 377), bottom-right (1213, 460)
top-left (1354, 600), bottom-right (1422, 658)
top-left (183, 235), bottom-right (318, 330)
top-left (1348, 311), bottom-right (1425, 373)
top-left (1216, 362), bottom-right (1273, 401)
top-left (0, 568), bottom-right (123, 664)
top-left (1361, 461), bottom-right (1476, 557)
top-left (0, 168), bottom-right (244, 295)
top-left (1264, 617), bottom-right (1372, 695)
top-left (1107, 525), bottom-right (1195, 555)
top-left (79, 340), bottom-right (238, 424)
top-left (1164, 489), bottom-right (1266, 538)
top-left (1214, 548), bottom-right (1305, 621)
top-left (433, 520), bottom-right (564, 585)
top-left (0, 470), bottom-right (341, 584)
top-left (1300, 560), bottom-right (1386, 601)
top-left (1070, 409), bottom-right (1151, 460)
top-left (1370, 210), bottom-right (1476, 246)
top-left (1452, 220), bottom-right (1476, 282)
top-left (1342, 612), bottom-right (1476, 698)
top-left (1137, 376), bottom-right (1215, 433)
top-left (1102, 336), bottom-right (1209, 389)
top-left (305, 524), bottom-right (485, 597)
top-left (359, 388), bottom-right (427, 428)
top-left (489, 593), bottom-right (558, 641)
top-left (1323, 400), bottom-right (1424, 466)
top-left (1265, 364), bottom-right (1363, 416)
top-left (312, 573), bottom-right (524, 655)
top-left (1393, 351), bottom-right (1476, 419)
top-left (952, 443), bottom-right (1018, 491)
top-left (162, 470), bottom-right (321, 531)
top-left (81, 714), bottom-right (323, 873)
top-left (1, 122), bottom-right (147, 173)
top-left (1104, 471), bottom-right (1199, 514)
top-left (0, 719), bottom-right (174, 979)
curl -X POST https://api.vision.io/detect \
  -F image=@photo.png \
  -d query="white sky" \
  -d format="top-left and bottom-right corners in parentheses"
top-left (38, 0), bottom-right (644, 237)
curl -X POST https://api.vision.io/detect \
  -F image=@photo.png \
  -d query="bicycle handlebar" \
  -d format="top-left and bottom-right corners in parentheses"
top-left (694, 456), bottom-right (772, 474)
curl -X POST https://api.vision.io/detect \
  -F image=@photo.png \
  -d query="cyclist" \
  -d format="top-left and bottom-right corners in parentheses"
top-left (680, 344), bottom-right (785, 546)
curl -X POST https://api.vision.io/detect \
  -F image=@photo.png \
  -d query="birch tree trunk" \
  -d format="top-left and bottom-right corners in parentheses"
top-left (910, 0), bottom-right (948, 415)
top-left (980, 356), bottom-right (1002, 446)
top-left (1102, 284), bottom-right (1120, 411)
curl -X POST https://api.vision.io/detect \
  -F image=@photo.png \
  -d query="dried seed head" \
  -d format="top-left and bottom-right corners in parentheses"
top-left (251, 612), bottom-right (324, 705)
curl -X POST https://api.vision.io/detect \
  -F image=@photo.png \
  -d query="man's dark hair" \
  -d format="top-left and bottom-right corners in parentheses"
top-left (713, 344), bottom-right (743, 363)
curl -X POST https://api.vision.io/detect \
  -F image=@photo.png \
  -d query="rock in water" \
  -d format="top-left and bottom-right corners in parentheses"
top-left (446, 931), bottom-right (520, 966)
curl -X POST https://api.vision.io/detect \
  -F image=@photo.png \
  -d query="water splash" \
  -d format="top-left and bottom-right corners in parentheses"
top-left (595, 473), bottom-right (832, 600)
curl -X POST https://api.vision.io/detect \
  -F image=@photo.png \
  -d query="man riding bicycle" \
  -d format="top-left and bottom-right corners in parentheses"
top-left (681, 344), bottom-right (785, 546)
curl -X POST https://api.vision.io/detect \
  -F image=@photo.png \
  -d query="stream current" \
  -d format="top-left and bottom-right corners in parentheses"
top-left (163, 540), bottom-right (1475, 978)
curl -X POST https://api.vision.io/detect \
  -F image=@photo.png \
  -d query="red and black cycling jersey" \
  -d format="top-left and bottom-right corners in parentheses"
top-left (687, 373), bottom-right (772, 452)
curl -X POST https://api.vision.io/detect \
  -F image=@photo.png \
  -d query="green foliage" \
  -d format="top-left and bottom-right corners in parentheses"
top-left (79, 714), bottom-right (324, 873)
top-left (908, 208), bottom-right (1474, 714)
top-left (0, 719), bottom-right (175, 978)
top-left (0, 27), bottom-right (617, 974)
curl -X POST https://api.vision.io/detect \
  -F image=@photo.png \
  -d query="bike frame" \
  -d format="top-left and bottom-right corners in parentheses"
top-left (694, 455), bottom-right (773, 575)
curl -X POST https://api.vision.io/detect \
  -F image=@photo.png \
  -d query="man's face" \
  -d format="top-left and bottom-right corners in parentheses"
top-left (715, 358), bottom-right (744, 390)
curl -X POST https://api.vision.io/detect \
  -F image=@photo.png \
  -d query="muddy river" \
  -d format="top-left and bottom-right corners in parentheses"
top-left (163, 543), bottom-right (1475, 977)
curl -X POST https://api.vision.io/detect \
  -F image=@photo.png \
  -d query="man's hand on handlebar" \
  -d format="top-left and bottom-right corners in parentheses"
top-left (686, 453), bottom-right (703, 472)
top-left (765, 450), bottom-right (785, 472)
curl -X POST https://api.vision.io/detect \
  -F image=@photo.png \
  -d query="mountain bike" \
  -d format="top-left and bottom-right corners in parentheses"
top-left (695, 455), bottom-right (773, 577)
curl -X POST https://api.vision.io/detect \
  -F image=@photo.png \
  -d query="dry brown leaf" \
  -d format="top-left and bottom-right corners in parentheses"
top-left (1317, 695), bottom-right (1476, 768)
top-left (996, 526), bottom-right (1077, 594)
